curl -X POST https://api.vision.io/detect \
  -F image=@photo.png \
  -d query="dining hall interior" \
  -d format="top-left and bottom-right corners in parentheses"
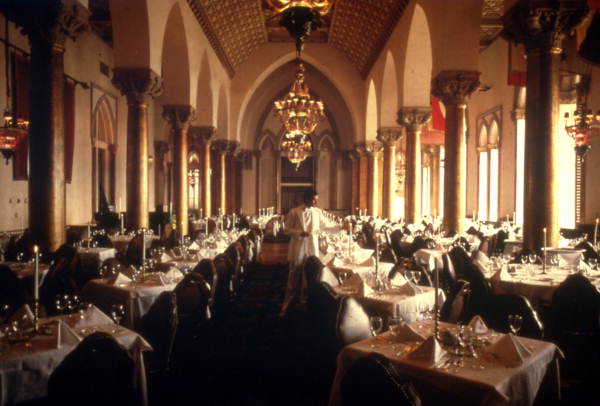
top-left (1, 0), bottom-right (600, 405)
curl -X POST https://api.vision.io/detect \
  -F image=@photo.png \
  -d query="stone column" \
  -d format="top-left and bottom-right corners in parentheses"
top-left (189, 126), bottom-right (216, 218)
top-left (163, 105), bottom-right (194, 237)
top-left (9, 0), bottom-right (88, 251)
top-left (398, 109), bottom-right (431, 224)
top-left (503, 0), bottom-right (587, 251)
top-left (212, 139), bottom-right (229, 215)
top-left (365, 141), bottom-right (383, 217)
top-left (432, 71), bottom-right (480, 235)
top-left (153, 141), bottom-right (170, 210)
top-left (347, 150), bottom-right (360, 215)
top-left (112, 69), bottom-right (163, 230)
top-left (427, 145), bottom-right (441, 218)
top-left (376, 127), bottom-right (402, 219)
top-left (226, 141), bottom-right (240, 214)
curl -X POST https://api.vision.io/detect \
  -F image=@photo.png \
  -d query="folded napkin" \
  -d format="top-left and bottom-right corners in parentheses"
top-left (8, 304), bottom-right (34, 330)
top-left (111, 272), bottom-right (132, 286)
top-left (332, 257), bottom-right (346, 268)
top-left (409, 336), bottom-right (447, 366)
top-left (486, 333), bottom-right (531, 367)
top-left (158, 270), bottom-right (182, 286)
top-left (188, 241), bottom-right (200, 251)
top-left (395, 282), bottom-right (418, 297)
top-left (55, 320), bottom-right (81, 348)
top-left (389, 272), bottom-right (407, 287)
top-left (359, 256), bottom-right (375, 267)
top-left (468, 315), bottom-right (489, 334)
top-left (73, 305), bottom-right (113, 328)
top-left (160, 252), bottom-right (173, 263)
top-left (321, 252), bottom-right (335, 266)
top-left (341, 273), bottom-right (364, 296)
top-left (393, 323), bottom-right (426, 342)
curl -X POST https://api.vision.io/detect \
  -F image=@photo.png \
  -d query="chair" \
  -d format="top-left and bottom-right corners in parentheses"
top-left (340, 353), bottom-right (422, 406)
top-left (40, 257), bottom-right (80, 316)
top-left (575, 240), bottom-right (600, 262)
top-left (47, 332), bottom-right (137, 406)
top-left (3, 235), bottom-right (18, 261)
top-left (440, 279), bottom-right (471, 324)
top-left (548, 273), bottom-right (600, 380)
top-left (320, 266), bottom-right (340, 288)
top-left (0, 265), bottom-right (28, 321)
top-left (140, 290), bottom-right (178, 371)
top-left (361, 222), bottom-right (377, 249)
top-left (92, 233), bottom-right (114, 248)
top-left (483, 294), bottom-right (544, 339)
top-left (125, 233), bottom-right (144, 266)
top-left (211, 254), bottom-right (233, 323)
top-left (439, 253), bottom-right (457, 296)
top-left (336, 296), bottom-right (372, 347)
top-left (303, 255), bottom-right (325, 288)
top-left (390, 229), bottom-right (405, 259)
top-left (225, 242), bottom-right (244, 296)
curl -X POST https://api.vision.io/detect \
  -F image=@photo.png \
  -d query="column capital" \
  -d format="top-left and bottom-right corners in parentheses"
top-left (212, 139), bottom-right (230, 154)
top-left (154, 140), bottom-right (170, 156)
top-left (347, 149), bottom-right (361, 162)
top-left (364, 141), bottom-right (383, 157)
top-left (112, 68), bottom-right (163, 104)
top-left (189, 125), bottom-right (216, 147)
top-left (8, 0), bottom-right (90, 47)
top-left (162, 105), bottom-right (195, 131)
top-left (376, 127), bottom-right (403, 146)
top-left (432, 70), bottom-right (480, 106)
top-left (511, 108), bottom-right (525, 121)
top-left (397, 107), bottom-right (432, 133)
top-left (502, 0), bottom-right (588, 54)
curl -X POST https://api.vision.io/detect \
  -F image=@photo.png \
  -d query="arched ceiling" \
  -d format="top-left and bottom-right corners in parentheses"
top-left (186, 0), bottom-right (411, 78)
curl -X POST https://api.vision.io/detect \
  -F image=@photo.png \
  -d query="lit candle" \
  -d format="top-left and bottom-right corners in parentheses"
top-left (141, 229), bottom-right (146, 272)
top-left (205, 218), bottom-right (209, 235)
top-left (200, 208), bottom-right (203, 219)
top-left (375, 233), bottom-right (379, 276)
top-left (158, 223), bottom-right (161, 238)
top-left (348, 229), bottom-right (352, 258)
top-left (543, 227), bottom-right (547, 273)
top-left (169, 202), bottom-right (173, 219)
top-left (595, 218), bottom-right (599, 246)
top-left (119, 213), bottom-right (124, 234)
top-left (506, 214), bottom-right (509, 223)
top-left (181, 222), bottom-right (185, 246)
top-left (513, 212), bottom-right (516, 224)
top-left (33, 245), bottom-right (39, 333)
top-left (472, 210), bottom-right (476, 221)
top-left (118, 197), bottom-right (122, 213)
top-left (33, 245), bottom-right (39, 304)
top-left (87, 222), bottom-right (91, 239)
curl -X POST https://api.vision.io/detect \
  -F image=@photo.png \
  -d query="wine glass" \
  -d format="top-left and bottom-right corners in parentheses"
top-left (588, 258), bottom-right (598, 271)
top-left (338, 270), bottom-right (351, 285)
top-left (508, 314), bottom-right (523, 335)
top-left (528, 254), bottom-right (537, 265)
top-left (369, 316), bottom-right (383, 338)
top-left (408, 270), bottom-right (421, 289)
top-left (549, 253), bottom-right (559, 267)
top-left (388, 316), bottom-right (404, 340)
top-left (0, 304), bottom-right (10, 325)
top-left (55, 295), bottom-right (66, 315)
top-left (110, 304), bottom-right (125, 333)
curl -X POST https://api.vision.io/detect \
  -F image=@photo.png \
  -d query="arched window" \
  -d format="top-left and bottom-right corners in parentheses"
top-left (188, 153), bottom-right (201, 215)
top-left (92, 95), bottom-right (117, 212)
top-left (476, 108), bottom-right (501, 222)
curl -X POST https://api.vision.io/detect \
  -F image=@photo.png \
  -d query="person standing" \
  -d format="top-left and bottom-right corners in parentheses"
top-left (281, 188), bottom-right (330, 315)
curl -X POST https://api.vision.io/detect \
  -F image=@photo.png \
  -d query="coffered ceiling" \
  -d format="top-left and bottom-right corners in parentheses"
top-left (187, 0), bottom-right (411, 78)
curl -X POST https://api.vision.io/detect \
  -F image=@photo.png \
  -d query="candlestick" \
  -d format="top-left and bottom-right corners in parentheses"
top-left (506, 214), bottom-right (509, 223)
top-left (374, 233), bottom-right (379, 279)
top-left (119, 213), bottom-right (124, 234)
top-left (594, 218), bottom-right (598, 247)
top-left (158, 223), bottom-right (161, 238)
top-left (434, 266), bottom-right (440, 340)
top-left (141, 229), bottom-right (146, 275)
top-left (542, 227), bottom-right (547, 274)
top-left (118, 197), bottom-right (122, 213)
top-left (87, 222), bottom-right (91, 240)
top-left (205, 218), bottom-right (209, 235)
top-left (200, 208), bottom-right (203, 219)
top-left (513, 212), bottom-right (516, 224)
top-left (181, 222), bottom-right (185, 247)
top-left (348, 229), bottom-right (352, 259)
top-left (472, 210), bottom-right (476, 221)
top-left (33, 245), bottom-right (39, 333)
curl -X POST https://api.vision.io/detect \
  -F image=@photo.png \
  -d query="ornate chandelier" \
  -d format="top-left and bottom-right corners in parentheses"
top-left (564, 95), bottom-right (599, 160)
top-left (0, 21), bottom-right (28, 163)
top-left (267, 0), bottom-right (331, 168)
top-left (274, 62), bottom-right (324, 137)
top-left (281, 132), bottom-right (313, 169)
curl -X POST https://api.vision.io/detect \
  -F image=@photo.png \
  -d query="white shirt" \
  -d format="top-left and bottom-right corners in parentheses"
top-left (285, 204), bottom-right (328, 266)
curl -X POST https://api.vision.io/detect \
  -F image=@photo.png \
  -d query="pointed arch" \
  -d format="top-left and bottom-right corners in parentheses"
top-left (401, 3), bottom-right (432, 106)
top-left (92, 95), bottom-right (117, 212)
top-left (217, 83), bottom-right (229, 138)
top-left (195, 51), bottom-right (215, 126)
top-left (380, 51), bottom-right (399, 126)
top-left (161, 3), bottom-right (191, 104)
top-left (366, 80), bottom-right (379, 140)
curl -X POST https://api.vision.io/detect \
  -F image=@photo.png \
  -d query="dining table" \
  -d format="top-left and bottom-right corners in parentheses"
top-left (0, 306), bottom-right (152, 406)
top-left (328, 320), bottom-right (562, 406)
top-left (81, 271), bottom-right (183, 330)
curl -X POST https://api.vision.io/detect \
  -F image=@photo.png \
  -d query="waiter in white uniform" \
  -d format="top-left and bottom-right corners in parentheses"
top-left (281, 188), bottom-right (329, 315)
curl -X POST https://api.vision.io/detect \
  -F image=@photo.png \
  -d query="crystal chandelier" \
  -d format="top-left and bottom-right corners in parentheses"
top-left (0, 20), bottom-right (28, 163)
top-left (267, 0), bottom-right (331, 168)
top-left (564, 95), bottom-right (599, 160)
top-left (274, 62), bottom-right (324, 137)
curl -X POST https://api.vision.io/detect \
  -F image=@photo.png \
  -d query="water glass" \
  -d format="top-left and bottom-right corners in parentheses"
top-left (369, 316), bottom-right (383, 337)
top-left (388, 316), bottom-right (404, 340)
top-left (508, 314), bottom-right (523, 335)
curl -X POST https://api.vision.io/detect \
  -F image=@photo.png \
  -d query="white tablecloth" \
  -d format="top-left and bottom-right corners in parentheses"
top-left (81, 274), bottom-right (180, 330)
top-left (0, 312), bottom-right (151, 406)
top-left (329, 322), bottom-right (561, 406)
top-left (77, 247), bottom-right (117, 271)
top-left (414, 249), bottom-right (445, 272)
